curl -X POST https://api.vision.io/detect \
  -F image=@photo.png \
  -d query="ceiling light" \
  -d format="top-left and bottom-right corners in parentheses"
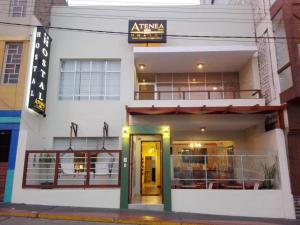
top-left (197, 63), bottom-right (204, 69)
top-left (139, 64), bottom-right (146, 70)
top-left (200, 127), bottom-right (206, 132)
top-left (213, 87), bottom-right (218, 90)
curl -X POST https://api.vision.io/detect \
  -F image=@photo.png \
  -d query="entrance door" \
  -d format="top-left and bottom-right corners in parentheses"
top-left (129, 135), bottom-right (162, 205)
top-left (141, 141), bottom-right (161, 196)
top-left (0, 131), bottom-right (11, 201)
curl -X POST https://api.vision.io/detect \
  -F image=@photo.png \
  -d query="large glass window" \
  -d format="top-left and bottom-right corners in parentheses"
top-left (137, 72), bottom-right (239, 100)
top-left (59, 59), bottom-right (121, 100)
top-left (272, 11), bottom-right (293, 92)
top-left (1, 43), bottom-right (23, 84)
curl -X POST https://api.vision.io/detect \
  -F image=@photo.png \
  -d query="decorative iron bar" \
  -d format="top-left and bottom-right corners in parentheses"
top-left (22, 150), bottom-right (121, 189)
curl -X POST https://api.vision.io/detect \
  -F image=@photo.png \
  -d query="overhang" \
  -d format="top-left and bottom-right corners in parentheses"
top-left (126, 105), bottom-right (285, 115)
top-left (134, 46), bottom-right (258, 73)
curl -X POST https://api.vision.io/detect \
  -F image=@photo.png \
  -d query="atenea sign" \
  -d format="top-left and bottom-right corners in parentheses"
top-left (128, 20), bottom-right (167, 43)
top-left (28, 26), bottom-right (52, 116)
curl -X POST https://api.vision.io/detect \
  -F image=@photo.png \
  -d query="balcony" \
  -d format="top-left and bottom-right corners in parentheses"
top-left (133, 46), bottom-right (265, 106)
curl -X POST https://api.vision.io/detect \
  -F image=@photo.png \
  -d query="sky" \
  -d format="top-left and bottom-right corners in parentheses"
top-left (68, 0), bottom-right (200, 6)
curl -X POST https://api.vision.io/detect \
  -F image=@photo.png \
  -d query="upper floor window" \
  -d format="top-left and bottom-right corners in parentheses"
top-left (59, 59), bottom-right (121, 100)
top-left (9, 0), bottom-right (27, 17)
top-left (1, 43), bottom-right (23, 84)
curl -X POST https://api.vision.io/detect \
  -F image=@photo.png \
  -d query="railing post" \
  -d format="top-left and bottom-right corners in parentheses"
top-left (208, 91), bottom-right (210, 99)
top-left (86, 152), bottom-right (91, 187)
top-left (54, 152), bottom-right (60, 187)
top-left (240, 155), bottom-right (245, 190)
top-left (22, 151), bottom-right (29, 188)
top-left (158, 91), bottom-right (160, 100)
top-left (205, 155), bottom-right (208, 189)
top-left (183, 91), bottom-right (185, 100)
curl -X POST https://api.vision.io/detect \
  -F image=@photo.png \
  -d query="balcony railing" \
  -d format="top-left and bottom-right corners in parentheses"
top-left (171, 154), bottom-right (278, 190)
top-left (134, 90), bottom-right (262, 100)
top-left (22, 150), bottom-right (121, 189)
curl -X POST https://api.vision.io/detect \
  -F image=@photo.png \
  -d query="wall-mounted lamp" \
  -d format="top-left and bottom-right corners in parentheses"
top-left (122, 126), bottom-right (130, 138)
top-left (162, 126), bottom-right (170, 138)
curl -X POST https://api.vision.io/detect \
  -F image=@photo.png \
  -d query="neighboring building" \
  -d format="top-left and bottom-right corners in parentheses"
top-left (2, 0), bottom-right (296, 219)
top-left (268, 0), bottom-right (300, 219)
top-left (0, 0), bottom-right (67, 202)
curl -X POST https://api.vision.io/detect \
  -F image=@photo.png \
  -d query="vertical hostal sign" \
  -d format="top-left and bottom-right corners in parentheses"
top-left (28, 26), bottom-right (52, 116)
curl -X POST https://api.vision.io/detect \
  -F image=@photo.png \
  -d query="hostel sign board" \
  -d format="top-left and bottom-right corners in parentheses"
top-left (128, 20), bottom-right (167, 43)
top-left (28, 26), bottom-right (52, 116)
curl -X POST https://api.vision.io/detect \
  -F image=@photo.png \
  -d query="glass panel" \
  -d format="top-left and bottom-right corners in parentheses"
top-left (173, 73), bottom-right (188, 83)
top-left (92, 60), bottom-right (105, 72)
top-left (139, 84), bottom-right (155, 100)
top-left (206, 72), bottom-right (222, 83)
top-left (157, 73), bottom-right (172, 83)
top-left (272, 11), bottom-right (290, 69)
top-left (189, 73), bottom-right (205, 83)
top-left (107, 60), bottom-right (121, 71)
top-left (207, 83), bottom-right (223, 99)
top-left (106, 72), bottom-right (120, 99)
top-left (173, 83), bottom-right (189, 100)
top-left (79, 60), bottom-right (90, 72)
top-left (137, 73), bottom-right (155, 83)
top-left (90, 72), bottom-right (105, 97)
top-left (59, 72), bottom-right (75, 97)
top-left (223, 72), bottom-right (239, 83)
top-left (157, 83), bottom-right (172, 100)
top-left (279, 66), bottom-right (293, 92)
top-left (61, 60), bottom-right (76, 72)
top-left (223, 83), bottom-right (239, 99)
top-left (190, 83), bottom-right (207, 100)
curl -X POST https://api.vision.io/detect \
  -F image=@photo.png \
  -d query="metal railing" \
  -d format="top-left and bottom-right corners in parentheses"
top-left (22, 150), bottom-right (121, 189)
top-left (134, 90), bottom-right (262, 100)
top-left (171, 154), bottom-right (278, 190)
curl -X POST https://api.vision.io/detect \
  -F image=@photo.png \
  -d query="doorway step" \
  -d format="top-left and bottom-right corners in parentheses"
top-left (128, 203), bottom-right (163, 211)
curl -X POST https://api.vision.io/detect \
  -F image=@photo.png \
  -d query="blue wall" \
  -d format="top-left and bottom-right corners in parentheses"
top-left (0, 111), bottom-right (21, 202)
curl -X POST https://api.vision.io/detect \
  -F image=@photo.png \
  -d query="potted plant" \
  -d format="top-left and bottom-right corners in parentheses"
top-left (262, 160), bottom-right (277, 189)
top-left (39, 153), bottom-right (55, 188)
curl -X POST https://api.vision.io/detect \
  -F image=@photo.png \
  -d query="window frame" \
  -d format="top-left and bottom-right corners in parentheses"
top-left (1, 42), bottom-right (23, 85)
top-left (59, 59), bottom-right (121, 101)
top-left (9, 0), bottom-right (27, 17)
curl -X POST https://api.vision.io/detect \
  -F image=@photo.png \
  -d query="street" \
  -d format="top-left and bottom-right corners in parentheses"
top-left (0, 217), bottom-right (130, 225)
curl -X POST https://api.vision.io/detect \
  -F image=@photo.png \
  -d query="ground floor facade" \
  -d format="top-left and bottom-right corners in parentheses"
top-left (6, 107), bottom-right (296, 219)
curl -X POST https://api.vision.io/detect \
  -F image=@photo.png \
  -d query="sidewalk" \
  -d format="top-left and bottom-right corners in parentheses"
top-left (0, 203), bottom-right (299, 225)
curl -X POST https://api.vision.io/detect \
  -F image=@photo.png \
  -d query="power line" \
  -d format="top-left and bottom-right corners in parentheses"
top-left (0, 20), bottom-right (295, 42)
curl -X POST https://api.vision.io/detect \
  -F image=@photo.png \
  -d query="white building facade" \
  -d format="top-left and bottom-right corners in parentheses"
top-left (8, 0), bottom-right (297, 219)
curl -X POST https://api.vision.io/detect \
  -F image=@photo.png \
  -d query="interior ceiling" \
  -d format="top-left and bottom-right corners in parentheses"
top-left (134, 50), bottom-right (256, 73)
top-left (131, 114), bottom-right (266, 131)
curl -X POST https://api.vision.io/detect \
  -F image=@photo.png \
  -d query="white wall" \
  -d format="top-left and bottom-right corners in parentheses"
top-left (172, 190), bottom-right (293, 219)
top-left (239, 55), bottom-right (261, 96)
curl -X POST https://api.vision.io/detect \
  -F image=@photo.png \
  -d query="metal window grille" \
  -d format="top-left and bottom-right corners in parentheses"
top-left (9, 0), bottom-right (27, 17)
top-left (1, 43), bottom-right (23, 84)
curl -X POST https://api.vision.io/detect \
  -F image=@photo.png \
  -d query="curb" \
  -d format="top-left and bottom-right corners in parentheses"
top-left (0, 209), bottom-right (183, 225)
